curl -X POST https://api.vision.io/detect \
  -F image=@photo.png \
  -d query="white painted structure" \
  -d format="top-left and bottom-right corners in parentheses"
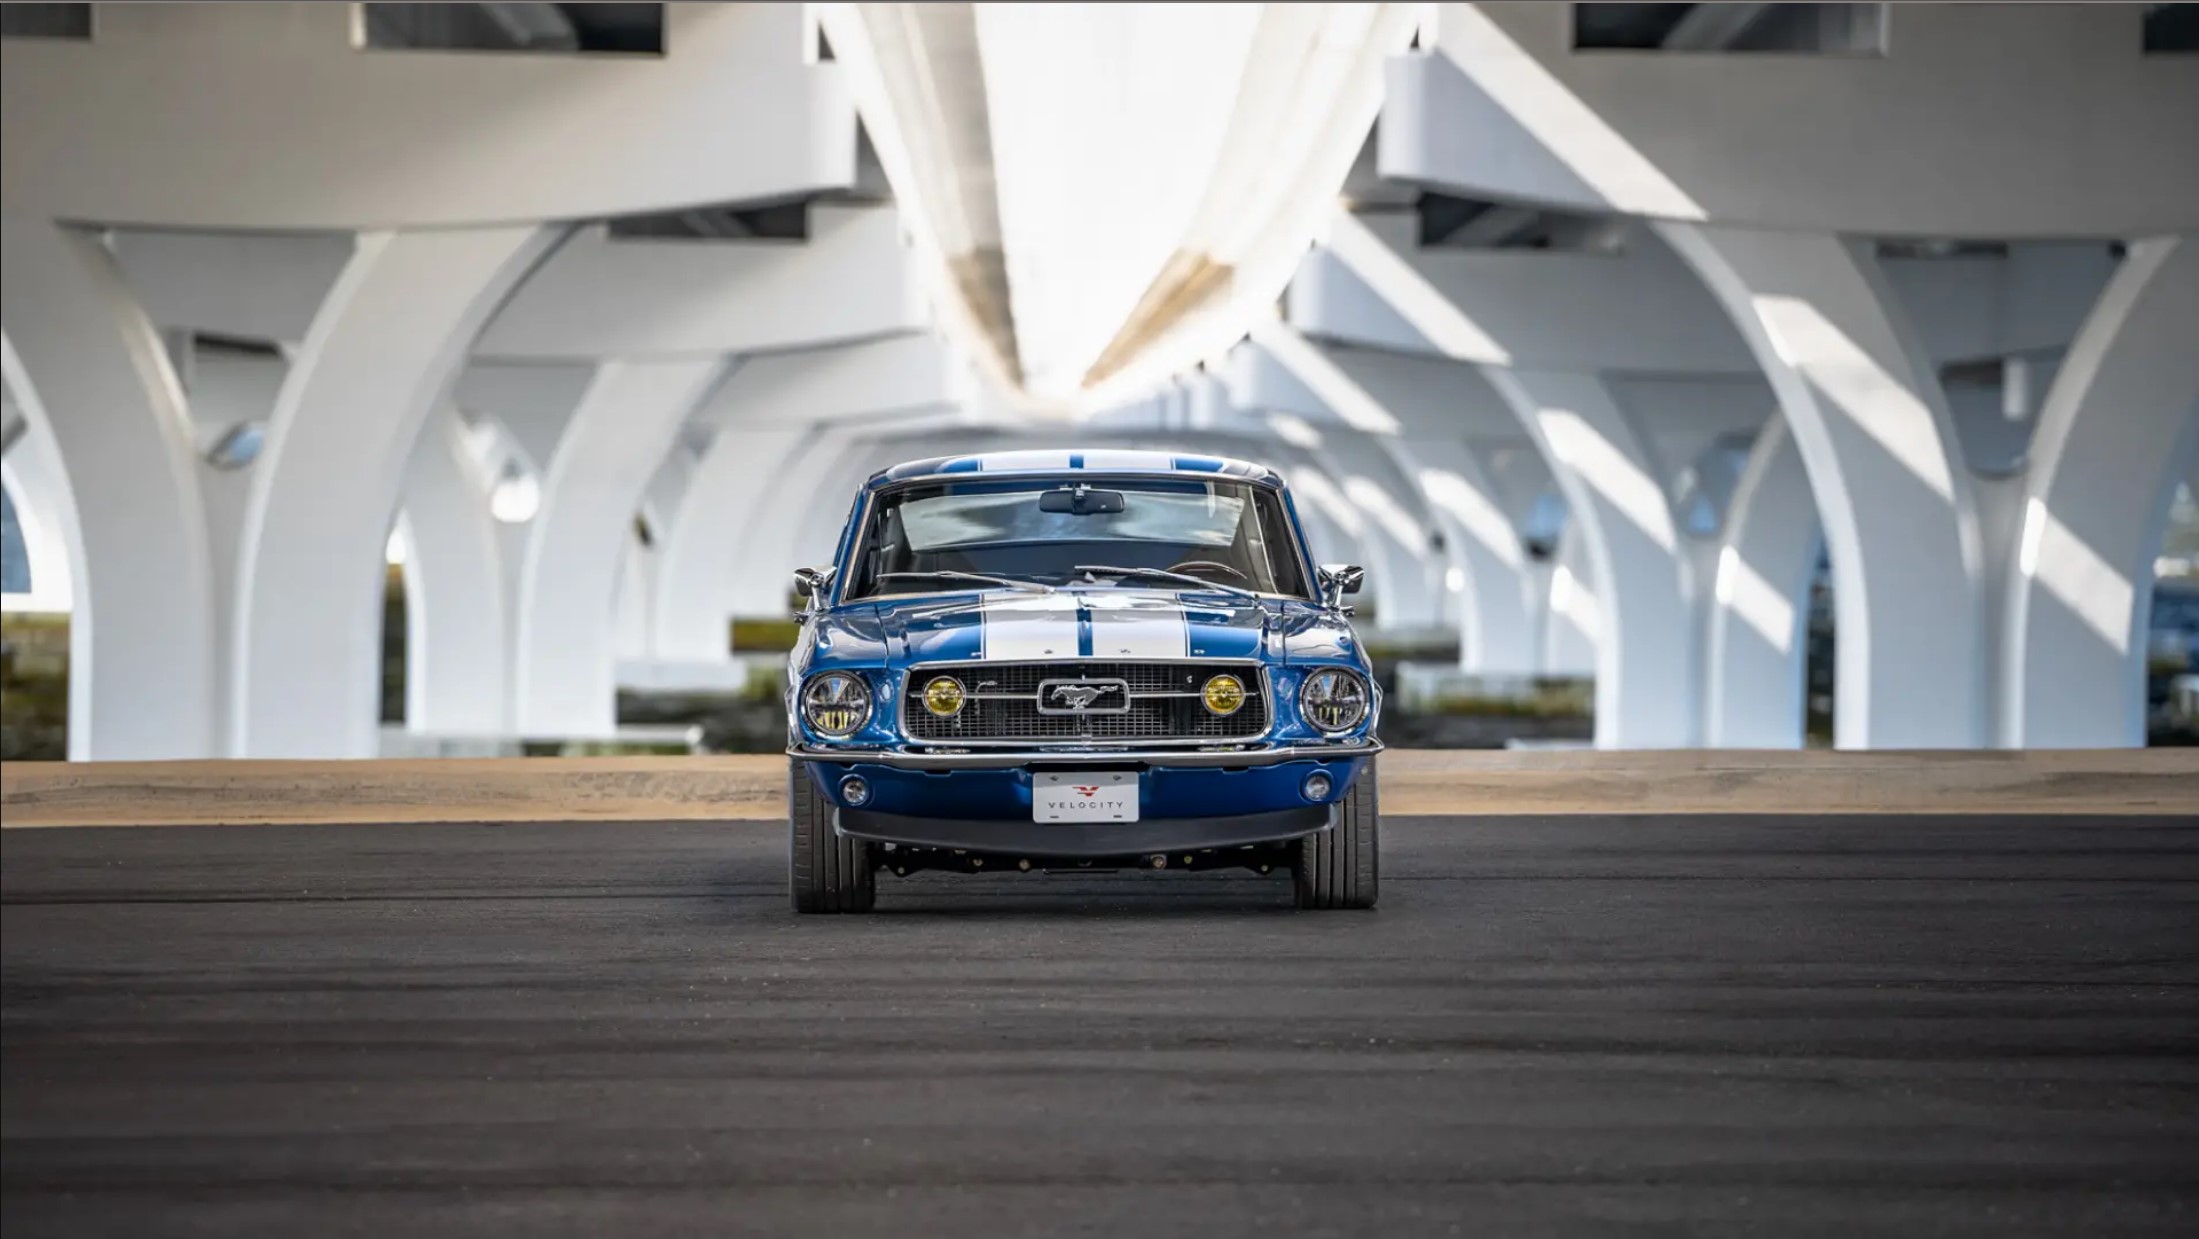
top-left (1, 3), bottom-right (2191, 757)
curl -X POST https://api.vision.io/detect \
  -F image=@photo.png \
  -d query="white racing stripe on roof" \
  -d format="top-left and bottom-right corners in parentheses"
top-left (1076, 450), bottom-right (1172, 471)
top-left (974, 450), bottom-right (1075, 472)
top-left (979, 592), bottom-right (1082, 660)
top-left (1083, 592), bottom-right (1190, 658)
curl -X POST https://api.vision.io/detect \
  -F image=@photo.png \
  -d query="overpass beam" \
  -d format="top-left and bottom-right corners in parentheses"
top-left (232, 224), bottom-right (565, 757)
top-left (0, 218), bottom-right (219, 759)
top-left (511, 358), bottom-right (729, 737)
top-left (1487, 369), bottom-right (1696, 747)
top-left (396, 405), bottom-right (511, 737)
top-left (1662, 223), bottom-right (1987, 749)
top-left (2003, 236), bottom-right (2199, 747)
top-left (1704, 419), bottom-right (1819, 747)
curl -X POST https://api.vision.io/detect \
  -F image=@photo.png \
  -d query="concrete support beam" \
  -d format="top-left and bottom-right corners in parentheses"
top-left (1284, 341), bottom-right (1539, 671)
top-left (0, 218), bottom-right (218, 759)
top-left (3, 3), bottom-right (855, 230)
top-left (1662, 223), bottom-right (1987, 748)
top-left (653, 334), bottom-right (965, 660)
top-left (1225, 337), bottom-right (1446, 629)
top-left (397, 406), bottom-right (510, 736)
top-left (1543, 519), bottom-right (1597, 677)
top-left (1488, 369), bottom-right (1695, 747)
top-left (232, 224), bottom-right (565, 758)
top-left (2003, 236), bottom-right (2199, 747)
top-left (512, 358), bottom-right (728, 737)
top-left (1703, 419), bottom-right (1820, 747)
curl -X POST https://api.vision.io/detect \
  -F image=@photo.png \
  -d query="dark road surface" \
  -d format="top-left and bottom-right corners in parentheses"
top-left (5, 815), bottom-right (2197, 1237)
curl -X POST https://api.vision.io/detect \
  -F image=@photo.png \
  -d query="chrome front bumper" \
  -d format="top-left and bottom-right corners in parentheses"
top-left (786, 738), bottom-right (1381, 770)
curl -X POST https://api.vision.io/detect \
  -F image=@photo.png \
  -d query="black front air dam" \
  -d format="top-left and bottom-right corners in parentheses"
top-left (834, 805), bottom-right (1333, 859)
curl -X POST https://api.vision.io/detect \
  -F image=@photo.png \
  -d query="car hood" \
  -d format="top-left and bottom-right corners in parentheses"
top-left (806, 588), bottom-right (1361, 669)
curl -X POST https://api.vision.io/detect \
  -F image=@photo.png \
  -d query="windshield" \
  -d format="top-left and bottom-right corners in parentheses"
top-left (846, 476), bottom-right (1310, 600)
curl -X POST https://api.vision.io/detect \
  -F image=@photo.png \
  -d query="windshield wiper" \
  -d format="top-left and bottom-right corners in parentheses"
top-left (875, 571), bottom-right (1054, 595)
top-left (1071, 564), bottom-right (1258, 598)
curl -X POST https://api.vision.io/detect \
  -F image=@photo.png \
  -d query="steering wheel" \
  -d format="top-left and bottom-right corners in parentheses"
top-left (1166, 559), bottom-right (1251, 582)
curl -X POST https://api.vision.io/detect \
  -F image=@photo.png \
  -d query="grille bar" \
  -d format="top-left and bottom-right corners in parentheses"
top-left (902, 661), bottom-right (1268, 743)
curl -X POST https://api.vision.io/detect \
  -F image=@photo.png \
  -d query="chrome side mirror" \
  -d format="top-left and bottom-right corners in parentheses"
top-left (792, 565), bottom-right (834, 615)
top-left (1316, 563), bottom-right (1364, 610)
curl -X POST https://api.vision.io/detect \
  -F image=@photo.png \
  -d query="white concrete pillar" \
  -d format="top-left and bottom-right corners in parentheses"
top-left (1399, 434), bottom-right (1538, 672)
top-left (232, 224), bottom-right (564, 757)
top-left (396, 405), bottom-right (509, 736)
top-left (0, 217), bottom-right (218, 759)
top-left (1488, 369), bottom-right (1695, 747)
top-left (1662, 223), bottom-right (1987, 748)
top-left (1542, 519), bottom-right (1598, 677)
top-left (1703, 418), bottom-right (1820, 747)
top-left (512, 357), bottom-right (728, 737)
top-left (2003, 236), bottom-right (2199, 747)
top-left (655, 426), bottom-right (811, 658)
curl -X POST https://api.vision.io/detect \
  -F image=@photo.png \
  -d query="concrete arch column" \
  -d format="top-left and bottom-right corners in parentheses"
top-left (396, 405), bottom-right (509, 736)
top-left (2003, 236), bottom-right (2199, 747)
top-left (656, 427), bottom-right (812, 656)
top-left (1662, 223), bottom-right (1986, 749)
top-left (232, 223), bottom-right (565, 758)
top-left (1542, 519), bottom-right (1597, 677)
top-left (0, 217), bottom-right (218, 759)
top-left (512, 357), bottom-right (729, 737)
top-left (1704, 418), bottom-right (1820, 748)
top-left (1487, 369), bottom-right (1694, 746)
top-left (1402, 434), bottom-right (1537, 672)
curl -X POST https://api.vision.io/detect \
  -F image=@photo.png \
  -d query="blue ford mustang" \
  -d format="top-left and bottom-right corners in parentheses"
top-left (783, 450), bottom-right (1381, 912)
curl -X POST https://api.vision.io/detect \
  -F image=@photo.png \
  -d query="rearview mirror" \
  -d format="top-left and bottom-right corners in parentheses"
top-left (1316, 563), bottom-right (1364, 609)
top-left (1038, 485), bottom-right (1126, 515)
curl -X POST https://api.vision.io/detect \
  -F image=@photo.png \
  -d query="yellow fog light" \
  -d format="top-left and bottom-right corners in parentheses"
top-left (922, 675), bottom-right (966, 717)
top-left (1201, 673), bottom-right (1246, 717)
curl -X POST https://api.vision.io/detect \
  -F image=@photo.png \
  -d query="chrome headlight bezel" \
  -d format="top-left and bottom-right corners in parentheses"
top-left (1297, 668), bottom-right (1370, 735)
top-left (800, 671), bottom-right (873, 738)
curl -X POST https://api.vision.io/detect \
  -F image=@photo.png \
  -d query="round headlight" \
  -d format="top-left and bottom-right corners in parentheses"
top-left (1298, 668), bottom-right (1369, 733)
top-left (922, 675), bottom-right (966, 718)
top-left (1201, 673), bottom-right (1246, 717)
top-left (800, 672), bottom-right (872, 738)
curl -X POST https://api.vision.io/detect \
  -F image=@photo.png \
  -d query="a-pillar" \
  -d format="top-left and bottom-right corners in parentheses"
top-left (2003, 236), bottom-right (2199, 747)
top-left (513, 358), bottom-right (729, 737)
top-left (396, 404), bottom-right (511, 735)
top-left (0, 217), bottom-right (219, 758)
top-left (232, 224), bottom-right (565, 757)
top-left (1487, 370), bottom-right (1695, 746)
top-left (1661, 223), bottom-right (1987, 748)
top-left (1703, 418), bottom-right (1820, 747)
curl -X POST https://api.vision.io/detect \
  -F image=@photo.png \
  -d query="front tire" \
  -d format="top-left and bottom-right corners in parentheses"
top-left (789, 760), bottom-right (875, 913)
top-left (1293, 761), bottom-right (1378, 910)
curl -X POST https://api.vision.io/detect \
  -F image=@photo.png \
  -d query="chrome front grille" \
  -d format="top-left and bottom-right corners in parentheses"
top-left (901, 661), bottom-right (1269, 744)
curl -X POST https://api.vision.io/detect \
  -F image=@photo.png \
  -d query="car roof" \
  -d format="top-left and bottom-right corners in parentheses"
top-left (867, 449), bottom-right (1281, 489)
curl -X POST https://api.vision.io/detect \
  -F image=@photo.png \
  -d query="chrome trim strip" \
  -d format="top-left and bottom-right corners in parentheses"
top-left (789, 739), bottom-right (1382, 770)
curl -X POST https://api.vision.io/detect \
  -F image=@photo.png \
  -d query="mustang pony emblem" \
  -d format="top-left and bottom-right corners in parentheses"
top-left (1050, 684), bottom-right (1109, 711)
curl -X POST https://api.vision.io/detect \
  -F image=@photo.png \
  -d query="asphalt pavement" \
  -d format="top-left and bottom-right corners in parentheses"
top-left (5, 814), bottom-right (2197, 1237)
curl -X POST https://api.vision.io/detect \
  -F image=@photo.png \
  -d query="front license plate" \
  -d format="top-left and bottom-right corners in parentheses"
top-left (1033, 771), bottom-right (1139, 822)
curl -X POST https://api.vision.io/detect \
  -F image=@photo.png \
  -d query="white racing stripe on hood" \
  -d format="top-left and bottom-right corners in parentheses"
top-left (1084, 592), bottom-right (1190, 658)
top-left (979, 592), bottom-right (1082, 660)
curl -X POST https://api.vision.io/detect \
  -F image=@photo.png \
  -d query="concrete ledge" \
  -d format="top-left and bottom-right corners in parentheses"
top-left (3, 750), bottom-right (2192, 828)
